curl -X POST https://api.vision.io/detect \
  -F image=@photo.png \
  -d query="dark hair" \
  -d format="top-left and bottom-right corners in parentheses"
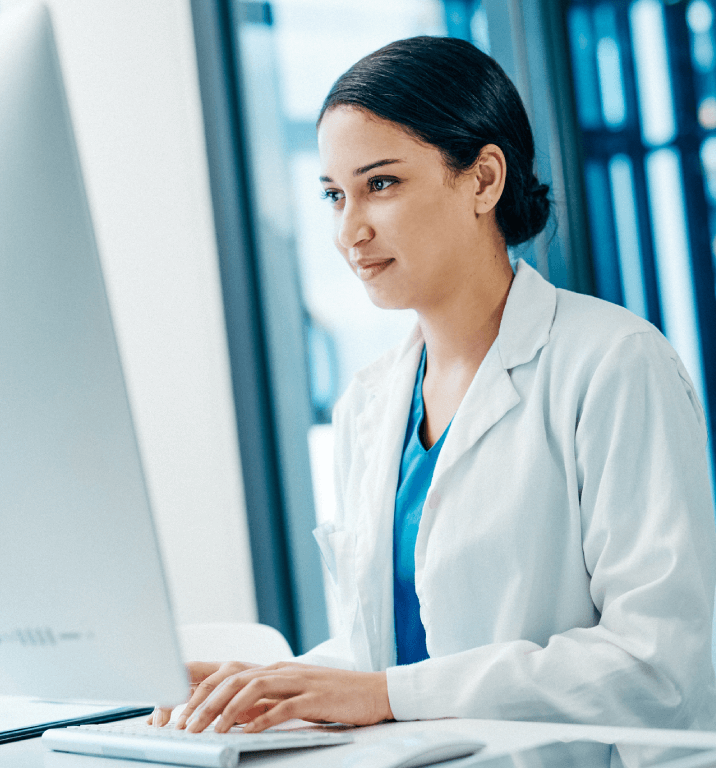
top-left (318, 36), bottom-right (550, 247)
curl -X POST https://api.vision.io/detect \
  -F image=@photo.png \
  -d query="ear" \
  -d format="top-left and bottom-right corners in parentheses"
top-left (472, 144), bottom-right (507, 215)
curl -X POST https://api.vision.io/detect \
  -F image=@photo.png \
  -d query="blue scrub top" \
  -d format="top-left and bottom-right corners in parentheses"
top-left (393, 345), bottom-right (450, 665)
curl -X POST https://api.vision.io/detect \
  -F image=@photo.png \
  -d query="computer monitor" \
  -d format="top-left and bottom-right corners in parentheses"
top-left (0, 2), bottom-right (189, 706)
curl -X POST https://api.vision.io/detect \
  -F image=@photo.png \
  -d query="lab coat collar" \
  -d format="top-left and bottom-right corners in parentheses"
top-left (498, 258), bottom-right (557, 370)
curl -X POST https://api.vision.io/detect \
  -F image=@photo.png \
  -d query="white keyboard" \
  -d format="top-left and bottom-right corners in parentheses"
top-left (42, 721), bottom-right (354, 767)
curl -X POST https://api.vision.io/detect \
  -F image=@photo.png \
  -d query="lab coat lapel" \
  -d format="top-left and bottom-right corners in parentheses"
top-left (433, 260), bottom-right (557, 481)
top-left (354, 330), bottom-right (423, 670)
top-left (434, 345), bottom-right (520, 478)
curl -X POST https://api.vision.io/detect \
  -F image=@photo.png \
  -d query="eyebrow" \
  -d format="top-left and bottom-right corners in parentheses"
top-left (319, 158), bottom-right (404, 183)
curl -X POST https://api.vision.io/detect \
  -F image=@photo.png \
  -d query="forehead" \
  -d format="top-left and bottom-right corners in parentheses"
top-left (317, 106), bottom-right (440, 176)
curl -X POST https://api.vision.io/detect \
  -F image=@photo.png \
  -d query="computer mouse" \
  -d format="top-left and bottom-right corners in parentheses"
top-left (341, 731), bottom-right (486, 768)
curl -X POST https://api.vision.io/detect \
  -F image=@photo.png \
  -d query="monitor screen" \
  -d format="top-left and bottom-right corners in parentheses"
top-left (0, 1), bottom-right (188, 706)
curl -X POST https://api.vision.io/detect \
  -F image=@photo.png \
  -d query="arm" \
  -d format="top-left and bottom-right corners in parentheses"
top-left (386, 331), bottom-right (716, 729)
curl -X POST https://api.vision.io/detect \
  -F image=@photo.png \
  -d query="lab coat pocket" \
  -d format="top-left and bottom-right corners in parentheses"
top-left (313, 523), bottom-right (357, 597)
top-left (313, 523), bottom-right (359, 632)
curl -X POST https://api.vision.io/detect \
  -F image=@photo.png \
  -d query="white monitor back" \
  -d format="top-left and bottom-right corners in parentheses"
top-left (0, 2), bottom-right (188, 706)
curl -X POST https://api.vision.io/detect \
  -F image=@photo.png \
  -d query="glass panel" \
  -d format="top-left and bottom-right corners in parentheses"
top-left (629, 0), bottom-right (677, 146)
top-left (471, 4), bottom-right (490, 53)
top-left (609, 154), bottom-right (648, 318)
top-left (568, 5), bottom-right (603, 130)
top-left (700, 137), bottom-right (716, 264)
top-left (686, 1), bottom-right (716, 130)
top-left (584, 160), bottom-right (623, 305)
top-left (687, 0), bottom-right (715, 72)
top-left (645, 148), bottom-right (706, 402)
top-left (594, 4), bottom-right (627, 129)
top-left (273, 0), bottom-right (445, 123)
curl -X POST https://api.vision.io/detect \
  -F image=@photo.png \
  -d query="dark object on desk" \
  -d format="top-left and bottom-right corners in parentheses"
top-left (0, 706), bottom-right (152, 745)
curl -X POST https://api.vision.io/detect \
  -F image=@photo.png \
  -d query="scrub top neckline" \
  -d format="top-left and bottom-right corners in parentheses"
top-left (414, 345), bottom-right (450, 453)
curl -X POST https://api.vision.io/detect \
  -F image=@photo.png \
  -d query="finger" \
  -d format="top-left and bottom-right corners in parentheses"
top-left (176, 671), bottom-right (240, 729)
top-left (185, 668), bottom-right (300, 733)
top-left (186, 661), bottom-right (222, 685)
top-left (212, 677), bottom-right (304, 733)
top-left (242, 697), bottom-right (309, 733)
top-left (185, 674), bottom-right (254, 732)
top-left (226, 700), bottom-right (279, 726)
top-left (172, 662), bottom-right (221, 729)
top-left (146, 707), bottom-right (172, 727)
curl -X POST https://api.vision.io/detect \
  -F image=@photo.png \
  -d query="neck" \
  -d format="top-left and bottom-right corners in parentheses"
top-left (418, 249), bottom-right (514, 373)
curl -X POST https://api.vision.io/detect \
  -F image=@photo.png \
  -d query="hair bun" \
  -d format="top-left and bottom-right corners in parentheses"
top-left (527, 177), bottom-right (551, 237)
top-left (497, 172), bottom-right (551, 247)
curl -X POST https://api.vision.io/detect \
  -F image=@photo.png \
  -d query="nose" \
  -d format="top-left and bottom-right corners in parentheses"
top-left (337, 201), bottom-right (374, 250)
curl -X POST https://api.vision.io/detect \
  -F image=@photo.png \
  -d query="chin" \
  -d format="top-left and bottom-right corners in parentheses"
top-left (364, 288), bottom-right (411, 311)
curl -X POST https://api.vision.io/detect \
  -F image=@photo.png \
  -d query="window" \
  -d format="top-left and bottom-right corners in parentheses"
top-left (567, 0), bottom-right (716, 483)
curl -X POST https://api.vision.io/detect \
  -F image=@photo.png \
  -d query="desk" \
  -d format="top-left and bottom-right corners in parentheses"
top-left (6, 716), bottom-right (716, 767)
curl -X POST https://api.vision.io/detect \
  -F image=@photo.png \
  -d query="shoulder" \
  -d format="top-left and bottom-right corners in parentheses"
top-left (552, 287), bottom-right (655, 351)
top-left (548, 289), bottom-right (705, 437)
top-left (508, 259), bottom-right (683, 384)
top-left (546, 287), bottom-right (685, 378)
top-left (500, 259), bottom-right (662, 372)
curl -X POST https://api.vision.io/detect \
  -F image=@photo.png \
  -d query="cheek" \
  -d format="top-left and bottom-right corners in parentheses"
top-left (375, 204), bottom-right (439, 256)
top-left (401, 194), bottom-right (473, 250)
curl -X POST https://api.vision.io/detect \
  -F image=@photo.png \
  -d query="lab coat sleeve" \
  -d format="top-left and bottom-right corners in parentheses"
top-left (386, 330), bottom-right (716, 729)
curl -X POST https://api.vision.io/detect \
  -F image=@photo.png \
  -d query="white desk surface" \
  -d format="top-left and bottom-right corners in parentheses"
top-left (6, 715), bottom-right (716, 767)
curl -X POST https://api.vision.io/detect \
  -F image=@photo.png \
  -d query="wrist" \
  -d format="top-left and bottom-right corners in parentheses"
top-left (374, 671), bottom-right (394, 722)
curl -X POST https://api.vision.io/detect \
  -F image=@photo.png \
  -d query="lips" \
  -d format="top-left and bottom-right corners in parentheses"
top-left (352, 258), bottom-right (394, 281)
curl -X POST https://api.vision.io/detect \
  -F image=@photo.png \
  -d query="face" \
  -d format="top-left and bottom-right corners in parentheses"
top-left (317, 107), bottom-right (494, 312)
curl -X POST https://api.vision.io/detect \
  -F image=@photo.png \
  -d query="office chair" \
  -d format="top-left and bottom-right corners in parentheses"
top-left (178, 622), bottom-right (294, 665)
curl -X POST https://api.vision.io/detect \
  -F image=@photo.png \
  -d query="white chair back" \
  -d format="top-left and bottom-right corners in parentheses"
top-left (178, 622), bottom-right (294, 665)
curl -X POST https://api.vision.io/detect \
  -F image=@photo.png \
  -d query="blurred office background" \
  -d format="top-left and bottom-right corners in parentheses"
top-left (5, 0), bottom-right (715, 653)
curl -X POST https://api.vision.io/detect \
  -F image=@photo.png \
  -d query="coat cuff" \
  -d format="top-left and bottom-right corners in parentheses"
top-left (386, 660), bottom-right (447, 721)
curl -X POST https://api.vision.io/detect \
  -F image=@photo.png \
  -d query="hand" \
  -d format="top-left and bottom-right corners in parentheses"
top-left (147, 661), bottom-right (261, 728)
top-left (179, 662), bottom-right (394, 733)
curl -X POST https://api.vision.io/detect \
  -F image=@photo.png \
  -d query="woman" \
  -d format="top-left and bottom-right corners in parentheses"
top-left (154, 36), bottom-right (716, 734)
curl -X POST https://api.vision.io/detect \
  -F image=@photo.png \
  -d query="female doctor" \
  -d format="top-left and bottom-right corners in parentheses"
top-left (154, 36), bottom-right (716, 733)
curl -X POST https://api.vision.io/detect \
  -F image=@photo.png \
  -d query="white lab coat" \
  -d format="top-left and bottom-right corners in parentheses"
top-left (298, 259), bottom-right (716, 731)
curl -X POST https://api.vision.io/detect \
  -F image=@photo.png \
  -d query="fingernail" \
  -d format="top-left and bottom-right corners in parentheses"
top-left (175, 715), bottom-right (186, 730)
top-left (243, 723), bottom-right (255, 733)
top-left (152, 711), bottom-right (160, 728)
